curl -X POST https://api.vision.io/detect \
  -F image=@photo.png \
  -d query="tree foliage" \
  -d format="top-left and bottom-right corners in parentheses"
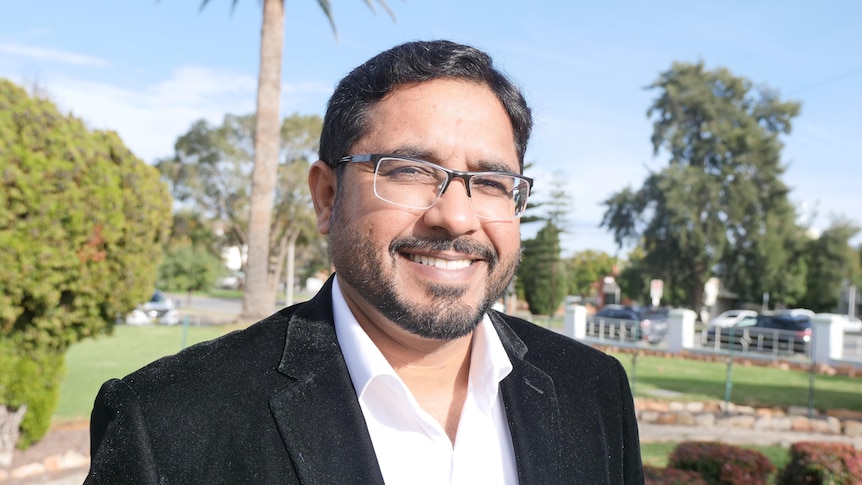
top-left (602, 61), bottom-right (803, 311)
top-left (798, 220), bottom-right (862, 312)
top-left (0, 79), bottom-right (172, 351)
top-left (518, 173), bottom-right (571, 316)
top-left (520, 221), bottom-right (567, 316)
top-left (565, 250), bottom-right (616, 299)
top-left (157, 113), bottom-right (324, 302)
top-left (157, 242), bottom-right (225, 300)
top-left (0, 78), bottom-right (171, 445)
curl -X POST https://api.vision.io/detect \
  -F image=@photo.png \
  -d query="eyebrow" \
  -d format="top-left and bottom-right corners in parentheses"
top-left (384, 146), bottom-right (520, 174)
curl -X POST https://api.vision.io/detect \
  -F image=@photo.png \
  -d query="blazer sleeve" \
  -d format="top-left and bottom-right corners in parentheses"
top-left (614, 357), bottom-right (645, 484)
top-left (85, 378), bottom-right (161, 485)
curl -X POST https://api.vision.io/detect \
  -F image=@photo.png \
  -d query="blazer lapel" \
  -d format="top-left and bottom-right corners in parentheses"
top-left (269, 279), bottom-right (385, 485)
top-left (493, 314), bottom-right (569, 483)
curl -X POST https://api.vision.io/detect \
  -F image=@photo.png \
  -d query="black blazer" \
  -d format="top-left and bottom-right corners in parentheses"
top-left (86, 278), bottom-right (644, 484)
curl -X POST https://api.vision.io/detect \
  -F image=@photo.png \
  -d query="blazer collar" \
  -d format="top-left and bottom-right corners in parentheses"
top-left (491, 312), bottom-right (568, 483)
top-left (270, 276), bottom-right (385, 484)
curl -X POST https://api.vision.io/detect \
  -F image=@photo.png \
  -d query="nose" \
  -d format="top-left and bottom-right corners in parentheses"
top-left (421, 177), bottom-right (480, 237)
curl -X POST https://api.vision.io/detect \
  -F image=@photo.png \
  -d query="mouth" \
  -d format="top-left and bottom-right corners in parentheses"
top-left (406, 253), bottom-right (474, 270)
top-left (391, 236), bottom-right (497, 271)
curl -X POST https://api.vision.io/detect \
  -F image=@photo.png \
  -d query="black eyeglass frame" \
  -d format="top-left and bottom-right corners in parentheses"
top-left (338, 153), bottom-right (534, 218)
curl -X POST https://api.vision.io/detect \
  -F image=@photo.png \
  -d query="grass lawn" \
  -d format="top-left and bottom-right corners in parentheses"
top-left (610, 351), bottom-right (862, 412)
top-left (55, 324), bottom-right (239, 419)
top-left (640, 442), bottom-right (790, 470)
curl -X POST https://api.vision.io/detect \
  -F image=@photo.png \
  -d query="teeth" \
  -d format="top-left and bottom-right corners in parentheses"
top-left (408, 254), bottom-right (472, 269)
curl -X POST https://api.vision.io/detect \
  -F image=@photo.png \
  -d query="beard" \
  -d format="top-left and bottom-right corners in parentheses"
top-left (328, 216), bottom-right (519, 341)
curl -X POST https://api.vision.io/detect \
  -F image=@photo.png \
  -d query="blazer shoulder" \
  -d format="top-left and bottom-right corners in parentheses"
top-left (492, 311), bottom-right (627, 377)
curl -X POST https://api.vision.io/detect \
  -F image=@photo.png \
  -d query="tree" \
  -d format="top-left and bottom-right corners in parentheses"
top-left (198, 0), bottom-right (395, 320)
top-left (518, 172), bottom-right (571, 316)
top-left (602, 61), bottom-right (803, 311)
top-left (797, 220), bottom-right (862, 312)
top-left (565, 250), bottom-right (616, 300)
top-left (157, 112), bottom-right (323, 306)
top-left (520, 221), bottom-right (567, 316)
top-left (157, 241), bottom-right (225, 305)
top-left (0, 79), bottom-right (171, 446)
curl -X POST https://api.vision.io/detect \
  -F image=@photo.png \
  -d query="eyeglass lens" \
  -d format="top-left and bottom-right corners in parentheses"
top-left (372, 157), bottom-right (529, 219)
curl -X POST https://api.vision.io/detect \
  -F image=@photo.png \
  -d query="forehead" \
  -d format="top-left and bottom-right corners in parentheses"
top-left (356, 79), bottom-right (519, 171)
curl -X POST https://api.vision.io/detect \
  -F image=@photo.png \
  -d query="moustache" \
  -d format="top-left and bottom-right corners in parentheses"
top-left (390, 236), bottom-right (499, 268)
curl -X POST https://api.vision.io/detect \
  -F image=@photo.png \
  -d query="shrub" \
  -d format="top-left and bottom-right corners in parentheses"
top-left (668, 441), bottom-right (775, 485)
top-left (0, 79), bottom-right (171, 446)
top-left (0, 338), bottom-right (65, 448)
top-left (776, 441), bottom-right (862, 485)
top-left (645, 464), bottom-right (708, 485)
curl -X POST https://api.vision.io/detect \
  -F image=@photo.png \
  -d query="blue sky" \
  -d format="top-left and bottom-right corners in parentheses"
top-left (2, 1), bottom-right (860, 256)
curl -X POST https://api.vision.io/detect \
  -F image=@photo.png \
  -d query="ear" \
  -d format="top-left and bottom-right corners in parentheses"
top-left (308, 160), bottom-right (337, 235)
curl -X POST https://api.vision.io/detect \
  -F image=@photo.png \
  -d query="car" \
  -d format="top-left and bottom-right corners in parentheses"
top-left (707, 309), bottom-right (758, 328)
top-left (706, 313), bottom-right (811, 354)
top-left (125, 290), bottom-right (179, 326)
top-left (586, 305), bottom-right (669, 344)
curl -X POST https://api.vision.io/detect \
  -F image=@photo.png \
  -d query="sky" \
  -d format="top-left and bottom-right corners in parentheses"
top-left (2, 1), bottom-right (860, 256)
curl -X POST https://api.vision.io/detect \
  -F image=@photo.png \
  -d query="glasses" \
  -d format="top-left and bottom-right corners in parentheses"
top-left (339, 154), bottom-right (533, 220)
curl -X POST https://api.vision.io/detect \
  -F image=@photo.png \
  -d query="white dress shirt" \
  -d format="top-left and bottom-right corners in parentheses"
top-left (332, 277), bottom-right (519, 484)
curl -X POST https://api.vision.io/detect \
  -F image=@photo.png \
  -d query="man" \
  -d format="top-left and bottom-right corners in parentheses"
top-left (86, 40), bottom-right (644, 484)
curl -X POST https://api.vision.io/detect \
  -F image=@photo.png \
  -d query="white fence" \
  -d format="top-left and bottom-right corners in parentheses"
top-left (564, 306), bottom-right (862, 369)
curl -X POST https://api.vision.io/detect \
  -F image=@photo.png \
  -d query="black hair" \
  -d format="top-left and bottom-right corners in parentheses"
top-left (319, 40), bottom-right (532, 171)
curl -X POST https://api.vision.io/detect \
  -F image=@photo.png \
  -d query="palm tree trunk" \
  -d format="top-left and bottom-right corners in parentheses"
top-left (242, 0), bottom-right (284, 320)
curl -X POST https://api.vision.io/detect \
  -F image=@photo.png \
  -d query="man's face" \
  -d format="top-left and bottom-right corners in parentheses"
top-left (314, 79), bottom-right (523, 341)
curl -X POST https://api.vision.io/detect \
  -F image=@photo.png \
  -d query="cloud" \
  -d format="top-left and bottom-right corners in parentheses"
top-left (40, 67), bottom-right (331, 164)
top-left (0, 43), bottom-right (110, 67)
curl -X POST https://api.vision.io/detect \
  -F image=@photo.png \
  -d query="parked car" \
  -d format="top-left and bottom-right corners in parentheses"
top-left (639, 307), bottom-right (670, 344)
top-left (586, 305), bottom-right (669, 344)
top-left (705, 313), bottom-right (811, 354)
top-left (707, 309), bottom-right (757, 328)
top-left (125, 290), bottom-right (179, 326)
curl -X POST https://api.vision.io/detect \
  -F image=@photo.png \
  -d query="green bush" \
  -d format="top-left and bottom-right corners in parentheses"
top-left (644, 464), bottom-right (708, 484)
top-left (0, 338), bottom-right (65, 447)
top-left (776, 441), bottom-right (862, 485)
top-left (668, 441), bottom-right (775, 485)
top-left (0, 78), bottom-right (172, 446)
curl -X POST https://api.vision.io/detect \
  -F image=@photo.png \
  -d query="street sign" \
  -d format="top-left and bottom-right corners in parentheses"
top-left (650, 279), bottom-right (663, 307)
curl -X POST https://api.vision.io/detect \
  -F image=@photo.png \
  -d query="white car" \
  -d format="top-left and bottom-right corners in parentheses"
top-left (708, 309), bottom-right (758, 328)
top-left (125, 290), bottom-right (179, 325)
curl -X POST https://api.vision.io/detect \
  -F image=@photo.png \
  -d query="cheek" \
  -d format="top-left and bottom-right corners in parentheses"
top-left (485, 224), bottom-right (522, 259)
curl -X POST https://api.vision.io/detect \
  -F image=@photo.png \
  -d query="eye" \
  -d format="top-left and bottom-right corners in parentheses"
top-left (378, 159), bottom-right (442, 184)
top-left (472, 175), bottom-right (514, 197)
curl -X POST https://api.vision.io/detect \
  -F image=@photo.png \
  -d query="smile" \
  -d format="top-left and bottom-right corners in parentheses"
top-left (407, 254), bottom-right (473, 270)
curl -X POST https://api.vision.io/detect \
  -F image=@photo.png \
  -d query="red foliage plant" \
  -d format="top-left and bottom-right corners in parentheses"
top-left (776, 441), bottom-right (862, 485)
top-left (668, 441), bottom-right (775, 485)
top-left (644, 464), bottom-right (708, 485)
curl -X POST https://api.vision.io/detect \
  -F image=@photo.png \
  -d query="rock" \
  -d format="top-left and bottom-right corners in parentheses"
top-left (844, 420), bottom-right (862, 437)
top-left (694, 413), bottom-right (716, 428)
top-left (11, 462), bottom-right (46, 479)
top-left (685, 402), bottom-right (705, 413)
top-left (676, 412), bottom-right (696, 426)
top-left (771, 416), bottom-right (793, 431)
top-left (639, 411), bottom-right (659, 423)
top-left (753, 415), bottom-right (772, 430)
top-left (791, 416), bottom-right (812, 432)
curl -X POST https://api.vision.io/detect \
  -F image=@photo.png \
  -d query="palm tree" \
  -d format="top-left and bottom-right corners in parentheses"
top-left (200, 0), bottom-right (395, 320)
